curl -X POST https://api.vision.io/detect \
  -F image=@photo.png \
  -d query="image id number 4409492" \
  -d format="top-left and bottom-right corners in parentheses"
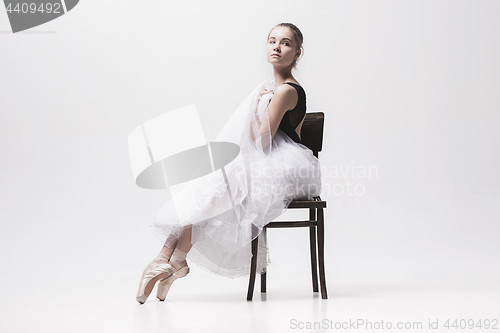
top-left (5, 2), bottom-right (62, 14)
top-left (442, 319), bottom-right (498, 330)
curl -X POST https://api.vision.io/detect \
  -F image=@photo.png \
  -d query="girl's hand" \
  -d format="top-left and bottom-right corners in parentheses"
top-left (259, 86), bottom-right (273, 97)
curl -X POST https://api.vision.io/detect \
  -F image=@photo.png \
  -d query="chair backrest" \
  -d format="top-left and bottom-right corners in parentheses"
top-left (300, 112), bottom-right (324, 157)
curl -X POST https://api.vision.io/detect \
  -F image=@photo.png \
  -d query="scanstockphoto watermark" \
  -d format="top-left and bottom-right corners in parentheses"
top-left (290, 318), bottom-right (499, 330)
top-left (248, 160), bottom-right (379, 197)
top-left (249, 178), bottom-right (321, 198)
top-left (290, 318), bottom-right (424, 330)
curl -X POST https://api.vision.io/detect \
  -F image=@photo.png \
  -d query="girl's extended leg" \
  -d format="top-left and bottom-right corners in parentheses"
top-left (169, 225), bottom-right (193, 270)
top-left (176, 225), bottom-right (193, 253)
top-left (159, 233), bottom-right (179, 258)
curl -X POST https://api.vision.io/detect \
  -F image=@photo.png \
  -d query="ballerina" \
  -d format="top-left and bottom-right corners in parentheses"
top-left (136, 22), bottom-right (322, 303)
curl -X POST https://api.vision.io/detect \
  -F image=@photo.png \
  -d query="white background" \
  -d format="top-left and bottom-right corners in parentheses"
top-left (1, 1), bottom-right (499, 332)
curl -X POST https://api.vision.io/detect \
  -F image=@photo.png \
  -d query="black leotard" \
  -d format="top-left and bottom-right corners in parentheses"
top-left (270, 82), bottom-right (306, 144)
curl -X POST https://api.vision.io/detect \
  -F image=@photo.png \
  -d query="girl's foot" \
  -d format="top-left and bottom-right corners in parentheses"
top-left (136, 253), bottom-right (174, 304)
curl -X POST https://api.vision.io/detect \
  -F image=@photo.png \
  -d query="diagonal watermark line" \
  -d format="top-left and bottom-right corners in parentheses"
top-left (60, 0), bottom-right (67, 13)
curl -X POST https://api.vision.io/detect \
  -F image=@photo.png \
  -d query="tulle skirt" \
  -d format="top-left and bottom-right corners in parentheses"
top-left (152, 77), bottom-right (322, 278)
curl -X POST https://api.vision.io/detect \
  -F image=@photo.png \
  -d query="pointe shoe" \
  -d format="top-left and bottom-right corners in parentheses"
top-left (156, 263), bottom-right (190, 301)
top-left (136, 255), bottom-right (174, 304)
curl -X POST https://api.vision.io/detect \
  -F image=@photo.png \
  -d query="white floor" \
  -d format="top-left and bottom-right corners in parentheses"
top-left (1, 270), bottom-right (499, 333)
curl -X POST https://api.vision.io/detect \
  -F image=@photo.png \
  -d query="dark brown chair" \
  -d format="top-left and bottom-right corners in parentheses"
top-left (247, 112), bottom-right (328, 300)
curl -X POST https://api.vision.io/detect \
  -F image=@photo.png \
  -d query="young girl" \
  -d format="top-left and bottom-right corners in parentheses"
top-left (136, 23), bottom-right (322, 303)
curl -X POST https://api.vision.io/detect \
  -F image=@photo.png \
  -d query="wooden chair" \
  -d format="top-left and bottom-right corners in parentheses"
top-left (247, 112), bottom-right (328, 300)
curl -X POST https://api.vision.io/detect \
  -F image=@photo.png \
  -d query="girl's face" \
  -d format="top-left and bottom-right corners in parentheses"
top-left (266, 26), bottom-right (300, 68)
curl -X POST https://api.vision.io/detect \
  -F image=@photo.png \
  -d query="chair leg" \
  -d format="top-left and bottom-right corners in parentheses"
top-left (309, 209), bottom-right (319, 293)
top-left (261, 228), bottom-right (267, 293)
top-left (247, 236), bottom-right (259, 301)
top-left (317, 207), bottom-right (328, 299)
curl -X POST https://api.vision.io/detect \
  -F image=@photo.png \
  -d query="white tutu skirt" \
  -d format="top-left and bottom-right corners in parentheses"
top-left (152, 77), bottom-right (322, 278)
